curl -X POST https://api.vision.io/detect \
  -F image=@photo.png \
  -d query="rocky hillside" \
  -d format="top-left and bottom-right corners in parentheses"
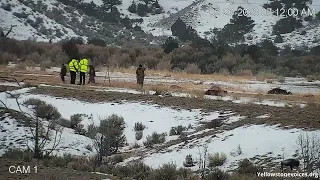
top-left (1, 0), bottom-right (320, 49)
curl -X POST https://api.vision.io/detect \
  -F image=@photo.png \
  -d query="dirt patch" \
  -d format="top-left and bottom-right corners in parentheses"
top-left (0, 158), bottom-right (111, 180)
top-left (30, 86), bottom-right (320, 130)
top-left (0, 85), bottom-right (22, 92)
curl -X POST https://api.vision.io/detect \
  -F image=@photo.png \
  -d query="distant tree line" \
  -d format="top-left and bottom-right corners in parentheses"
top-left (263, 0), bottom-right (314, 34)
top-left (128, 0), bottom-right (164, 17)
top-left (1, 36), bottom-right (320, 79)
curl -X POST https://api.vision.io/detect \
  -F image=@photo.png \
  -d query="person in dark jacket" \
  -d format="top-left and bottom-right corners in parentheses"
top-left (136, 64), bottom-right (146, 88)
top-left (88, 65), bottom-right (96, 84)
top-left (60, 63), bottom-right (67, 83)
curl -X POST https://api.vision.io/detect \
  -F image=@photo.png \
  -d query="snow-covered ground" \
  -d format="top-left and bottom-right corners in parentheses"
top-left (0, 87), bottom-right (243, 153)
top-left (1, 85), bottom-right (319, 172)
top-left (1, 0), bottom-right (320, 48)
top-left (0, 0), bottom-right (80, 42)
top-left (0, 114), bottom-right (95, 156)
top-left (143, 125), bottom-right (319, 170)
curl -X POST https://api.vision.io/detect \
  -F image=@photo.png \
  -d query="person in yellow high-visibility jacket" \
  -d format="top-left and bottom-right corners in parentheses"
top-left (69, 58), bottom-right (79, 84)
top-left (78, 58), bottom-right (89, 85)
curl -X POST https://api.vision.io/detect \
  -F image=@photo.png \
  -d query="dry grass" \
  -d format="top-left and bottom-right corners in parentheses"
top-left (107, 67), bottom-right (254, 82)
top-left (2, 65), bottom-right (320, 105)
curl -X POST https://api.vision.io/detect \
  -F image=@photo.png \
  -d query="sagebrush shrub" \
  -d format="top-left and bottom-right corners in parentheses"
top-left (169, 125), bottom-right (186, 136)
top-left (208, 152), bottom-right (227, 168)
top-left (133, 122), bottom-right (146, 132)
top-left (183, 154), bottom-right (195, 167)
top-left (143, 132), bottom-right (166, 147)
top-left (185, 63), bottom-right (201, 74)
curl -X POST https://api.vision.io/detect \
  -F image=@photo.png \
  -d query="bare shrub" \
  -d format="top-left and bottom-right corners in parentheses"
top-left (68, 161), bottom-right (93, 172)
top-left (136, 54), bottom-right (159, 69)
top-left (24, 59), bottom-right (37, 67)
top-left (135, 130), bottom-right (143, 140)
top-left (132, 142), bottom-right (141, 149)
top-left (296, 132), bottom-right (320, 173)
top-left (256, 71), bottom-right (277, 81)
top-left (183, 154), bottom-right (195, 167)
top-left (110, 154), bottom-right (124, 164)
top-left (84, 144), bottom-right (92, 151)
top-left (156, 60), bottom-right (172, 71)
top-left (97, 164), bottom-right (114, 174)
top-left (236, 69), bottom-right (254, 77)
top-left (16, 62), bottom-right (27, 70)
top-left (119, 53), bottom-right (131, 67)
top-left (50, 155), bottom-right (70, 167)
top-left (277, 76), bottom-right (286, 83)
top-left (3, 149), bottom-right (33, 162)
top-left (203, 119), bottom-right (223, 129)
top-left (143, 132), bottom-right (166, 148)
top-left (219, 68), bottom-right (230, 76)
top-left (40, 60), bottom-right (52, 71)
top-left (236, 144), bottom-right (242, 155)
top-left (111, 161), bottom-right (152, 179)
top-left (205, 168), bottom-right (230, 180)
top-left (56, 118), bottom-right (70, 128)
top-left (133, 122), bottom-right (146, 131)
top-left (22, 98), bottom-right (63, 159)
top-left (74, 123), bottom-right (86, 135)
top-left (0, 52), bottom-right (17, 65)
top-left (90, 114), bottom-right (127, 165)
top-left (27, 52), bottom-right (41, 64)
top-left (86, 123), bottom-right (98, 139)
top-left (185, 63), bottom-right (201, 74)
top-left (231, 144), bottom-right (243, 157)
top-left (179, 132), bottom-right (188, 141)
top-left (237, 158), bottom-right (261, 174)
top-left (147, 163), bottom-right (178, 180)
top-left (208, 152), bottom-right (227, 168)
top-left (70, 114), bottom-right (84, 129)
top-left (169, 125), bottom-right (186, 136)
top-left (306, 75), bottom-right (318, 82)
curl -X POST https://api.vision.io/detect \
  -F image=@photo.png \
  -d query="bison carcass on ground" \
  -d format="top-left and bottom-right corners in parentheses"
top-left (205, 85), bottom-right (227, 96)
top-left (268, 88), bottom-right (292, 95)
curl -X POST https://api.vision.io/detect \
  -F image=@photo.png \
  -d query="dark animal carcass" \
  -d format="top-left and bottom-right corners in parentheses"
top-left (281, 159), bottom-right (300, 170)
top-left (268, 88), bottom-right (292, 95)
top-left (205, 85), bottom-right (227, 96)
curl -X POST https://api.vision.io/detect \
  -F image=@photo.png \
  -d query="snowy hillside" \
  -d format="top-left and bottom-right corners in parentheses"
top-left (1, 0), bottom-right (320, 48)
top-left (0, 0), bottom-right (84, 42)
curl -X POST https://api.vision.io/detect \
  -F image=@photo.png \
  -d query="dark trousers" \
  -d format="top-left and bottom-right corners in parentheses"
top-left (137, 76), bottom-right (144, 87)
top-left (79, 72), bottom-right (85, 85)
top-left (60, 75), bottom-right (65, 82)
top-left (70, 71), bottom-right (76, 84)
top-left (88, 75), bottom-right (95, 84)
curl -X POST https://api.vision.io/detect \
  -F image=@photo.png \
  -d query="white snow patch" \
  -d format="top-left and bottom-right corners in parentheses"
top-left (143, 125), bottom-right (318, 170)
top-left (0, 116), bottom-right (95, 156)
top-left (0, 90), bottom-right (238, 146)
top-left (0, 82), bottom-right (25, 87)
top-left (256, 114), bottom-right (271, 119)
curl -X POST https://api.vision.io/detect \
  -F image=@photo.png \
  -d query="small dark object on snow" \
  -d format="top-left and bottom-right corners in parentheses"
top-left (268, 88), bottom-right (292, 95)
top-left (281, 159), bottom-right (299, 170)
top-left (205, 85), bottom-right (227, 96)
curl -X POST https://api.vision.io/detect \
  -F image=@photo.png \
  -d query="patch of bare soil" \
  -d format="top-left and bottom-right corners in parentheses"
top-left (30, 86), bottom-right (320, 130)
top-left (0, 158), bottom-right (112, 180)
top-left (0, 85), bottom-right (22, 92)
